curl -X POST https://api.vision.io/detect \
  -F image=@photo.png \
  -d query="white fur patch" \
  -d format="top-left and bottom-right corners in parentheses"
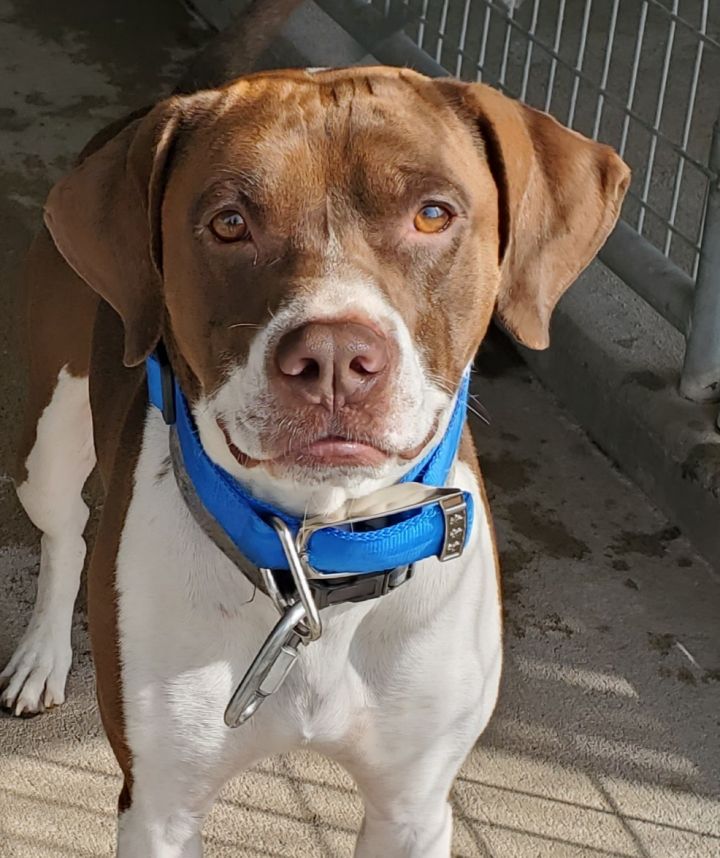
top-left (194, 274), bottom-right (450, 516)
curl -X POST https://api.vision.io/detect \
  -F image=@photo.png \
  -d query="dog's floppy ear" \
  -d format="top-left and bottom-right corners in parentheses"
top-left (43, 97), bottom-right (201, 366)
top-left (436, 81), bottom-right (630, 349)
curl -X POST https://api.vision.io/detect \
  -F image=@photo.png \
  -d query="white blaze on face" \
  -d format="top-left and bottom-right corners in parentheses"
top-left (192, 274), bottom-right (453, 516)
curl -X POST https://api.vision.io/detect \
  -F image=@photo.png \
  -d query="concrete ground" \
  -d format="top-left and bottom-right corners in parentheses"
top-left (1, 1), bottom-right (719, 856)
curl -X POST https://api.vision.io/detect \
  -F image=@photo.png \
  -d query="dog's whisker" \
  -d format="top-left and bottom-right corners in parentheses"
top-left (468, 393), bottom-right (491, 424)
top-left (466, 402), bottom-right (491, 426)
top-left (301, 500), bottom-right (310, 531)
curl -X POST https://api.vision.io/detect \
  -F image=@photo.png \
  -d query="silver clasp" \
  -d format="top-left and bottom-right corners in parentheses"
top-left (270, 517), bottom-right (322, 640)
top-left (224, 515), bottom-right (323, 728)
top-left (224, 600), bottom-right (307, 727)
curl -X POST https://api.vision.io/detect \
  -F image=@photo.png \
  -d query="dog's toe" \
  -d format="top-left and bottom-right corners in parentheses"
top-left (0, 631), bottom-right (71, 717)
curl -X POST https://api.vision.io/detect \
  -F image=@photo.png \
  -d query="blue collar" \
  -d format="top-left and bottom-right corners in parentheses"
top-left (146, 353), bottom-right (473, 575)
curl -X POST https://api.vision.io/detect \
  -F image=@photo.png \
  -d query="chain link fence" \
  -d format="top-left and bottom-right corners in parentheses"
top-left (321, 0), bottom-right (720, 405)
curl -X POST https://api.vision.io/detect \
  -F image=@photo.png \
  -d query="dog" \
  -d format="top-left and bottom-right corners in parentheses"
top-left (1, 56), bottom-right (629, 856)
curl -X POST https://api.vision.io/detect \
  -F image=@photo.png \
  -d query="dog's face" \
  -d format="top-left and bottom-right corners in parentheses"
top-left (44, 68), bottom-right (629, 512)
top-left (160, 71), bottom-right (501, 503)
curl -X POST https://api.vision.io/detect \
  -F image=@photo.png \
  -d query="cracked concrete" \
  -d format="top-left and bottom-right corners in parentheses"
top-left (1, 1), bottom-right (719, 856)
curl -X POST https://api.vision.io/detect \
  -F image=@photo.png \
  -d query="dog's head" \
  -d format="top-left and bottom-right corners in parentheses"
top-left (44, 68), bottom-right (629, 513)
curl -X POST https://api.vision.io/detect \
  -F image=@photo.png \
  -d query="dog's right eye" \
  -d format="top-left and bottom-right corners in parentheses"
top-left (210, 210), bottom-right (251, 242)
top-left (413, 203), bottom-right (454, 234)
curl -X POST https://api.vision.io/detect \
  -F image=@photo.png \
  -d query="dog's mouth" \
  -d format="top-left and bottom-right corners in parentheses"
top-left (281, 436), bottom-right (390, 467)
top-left (218, 421), bottom-right (435, 472)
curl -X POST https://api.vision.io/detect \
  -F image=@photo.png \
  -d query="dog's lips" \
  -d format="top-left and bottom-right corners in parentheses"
top-left (217, 416), bottom-right (439, 471)
top-left (219, 423), bottom-right (261, 469)
top-left (288, 436), bottom-right (389, 467)
top-left (217, 421), bottom-right (408, 470)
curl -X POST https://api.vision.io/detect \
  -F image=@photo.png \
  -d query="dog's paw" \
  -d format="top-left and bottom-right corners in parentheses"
top-left (0, 626), bottom-right (71, 716)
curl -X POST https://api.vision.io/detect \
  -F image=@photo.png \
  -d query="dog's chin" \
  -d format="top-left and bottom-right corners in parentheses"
top-left (223, 437), bottom-right (410, 487)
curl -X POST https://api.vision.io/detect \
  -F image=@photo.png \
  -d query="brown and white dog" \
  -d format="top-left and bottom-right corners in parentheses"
top-left (2, 61), bottom-right (629, 856)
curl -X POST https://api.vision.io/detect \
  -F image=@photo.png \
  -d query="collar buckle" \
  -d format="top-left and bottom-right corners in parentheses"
top-left (308, 564), bottom-right (413, 609)
top-left (438, 493), bottom-right (468, 561)
top-left (295, 483), bottom-right (469, 580)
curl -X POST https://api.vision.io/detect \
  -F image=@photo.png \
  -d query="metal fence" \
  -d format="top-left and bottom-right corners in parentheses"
top-left (320, 0), bottom-right (720, 407)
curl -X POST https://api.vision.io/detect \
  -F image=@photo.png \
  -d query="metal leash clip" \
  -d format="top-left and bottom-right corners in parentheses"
top-left (224, 484), bottom-right (468, 727)
top-left (224, 517), bottom-right (321, 727)
top-left (224, 598), bottom-right (307, 727)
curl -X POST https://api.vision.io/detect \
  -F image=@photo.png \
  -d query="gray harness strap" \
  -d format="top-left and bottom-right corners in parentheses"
top-left (170, 429), bottom-right (267, 595)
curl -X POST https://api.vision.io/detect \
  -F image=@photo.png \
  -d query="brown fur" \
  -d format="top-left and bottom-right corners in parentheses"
top-left (12, 231), bottom-right (98, 485)
top-left (43, 68), bottom-right (629, 428)
top-left (87, 301), bottom-right (149, 811)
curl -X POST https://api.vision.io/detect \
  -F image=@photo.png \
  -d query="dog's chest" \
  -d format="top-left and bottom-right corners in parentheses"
top-left (110, 412), bottom-right (499, 768)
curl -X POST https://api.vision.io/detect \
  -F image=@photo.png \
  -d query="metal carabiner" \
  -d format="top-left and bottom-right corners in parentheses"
top-left (224, 600), bottom-right (307, 727)
top-left (224, 517), bottom-right (327, 727)
top-left (269, 516), bottom-right (322, 640)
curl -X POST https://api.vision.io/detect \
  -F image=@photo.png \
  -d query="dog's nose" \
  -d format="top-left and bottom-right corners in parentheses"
top-left (274, 320), bottom-right (389, 409)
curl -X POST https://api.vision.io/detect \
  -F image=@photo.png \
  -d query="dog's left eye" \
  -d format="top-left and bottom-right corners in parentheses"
top-left (210, 210), bottom-right (251, 242)
top-left (414, 203), bottom-right (453, 234)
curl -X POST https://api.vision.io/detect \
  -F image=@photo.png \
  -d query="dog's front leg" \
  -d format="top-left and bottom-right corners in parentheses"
top-left (355, 803), bottom-right (452, 858)
top-left (117, 794), bottom-right (204, 858)
top-left (347, 741), bottom-right (466, 858)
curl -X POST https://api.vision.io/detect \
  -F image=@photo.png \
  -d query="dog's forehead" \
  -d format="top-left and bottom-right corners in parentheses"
top-left (177, 69), bottom-right (477, 194)
top-left (213, 66), bottom-right (443, 121)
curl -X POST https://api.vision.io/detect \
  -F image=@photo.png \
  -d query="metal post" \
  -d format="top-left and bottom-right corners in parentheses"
top-left (680, 115), bottom-right (720, 404)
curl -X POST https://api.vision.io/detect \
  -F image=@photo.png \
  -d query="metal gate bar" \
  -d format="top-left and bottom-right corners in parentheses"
top-left (681, 121), bottom-right (720, 402)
